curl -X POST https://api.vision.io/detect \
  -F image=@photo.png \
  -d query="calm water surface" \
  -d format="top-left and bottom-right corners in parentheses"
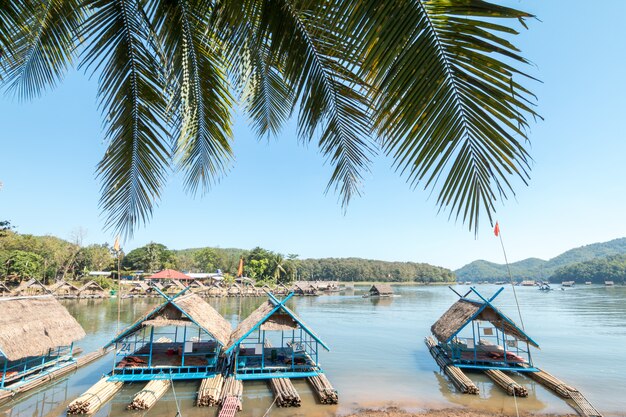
top-left (1, 285), bottom-right (625, 417)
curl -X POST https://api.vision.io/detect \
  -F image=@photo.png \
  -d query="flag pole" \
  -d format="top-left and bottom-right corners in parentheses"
top-left (495, 222), bottom-right (526, 331)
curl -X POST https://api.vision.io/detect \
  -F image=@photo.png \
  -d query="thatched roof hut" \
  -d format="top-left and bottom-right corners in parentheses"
top-left (431, 298), bottom-right (538, 348)
top-left (369, 284), bottom-right (393, 297)
top-left (48, 280), bottom-right (80, 298)
top-left (78, 280), bottom-right (107, 297)
top-left (106, 293), bottom-right (231, 348)
top-left (225, 296), bottom-right (329, 353)
top-left (292, 282), bottom-right (317, 295)
top-left (274, 283), bottom-right (289, 295)
top-left (13, 278), bottom-right (50, 296)
top-left (206, 283), bottom-right (224, 297)
top-left (0, 296), bottom-right (86, 361)
top-left (227, 283), bottom-right (242, 296)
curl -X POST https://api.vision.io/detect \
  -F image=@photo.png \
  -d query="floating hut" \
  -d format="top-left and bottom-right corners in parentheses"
top-left (429, 287), bottom-right (538, 372)
top-left (126, 282), bottom-right (151, 297)
top-left (78, 280), bottom-right (108, 298)
top-left (292, 282), bottom-right (318, 296)
top-left (227, 283), bottom-right (243, 297)
top-left (206, 283), bottom-right (225, 297)
top-left (105, 291), bottom-right (231, 382)
top-left (162, 279), bottom-right (187, 295)
top-left (605, 281), bottom-right (614, 286)
top-left (561, 281), bottom-right (575, 287)
top-left (0, 283), bottom-right (12, 297)
top-left (225, 293), bottom-right (329, 380)
top-left (48, 280), bottom-right (80, 299)
top-left (368, 284), bottom-right (393, 297)
top-left (189, 279), bottom-right (208, 292)
top-left (0, 296), bottom-right (85, 389)
top-left (274, 283), bottom-right (289, 296)
top-left (13, 279), bottom-right (50, 296)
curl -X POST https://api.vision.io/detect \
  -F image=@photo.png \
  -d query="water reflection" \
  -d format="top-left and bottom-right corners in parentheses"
top-left (2, 285), bottom-right (625, 417)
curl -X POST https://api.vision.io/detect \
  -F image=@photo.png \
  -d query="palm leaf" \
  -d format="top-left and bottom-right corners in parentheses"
top-left (152, 0), bottom-right (234, 195)
top-left (345, 0), bottom-right (539, 230)
top-left (232, 0), bottom-right (377, 206)
top-left (1, 0), bottom-right (84, 99)
top-left (81, 0), bottom-right (171, 237)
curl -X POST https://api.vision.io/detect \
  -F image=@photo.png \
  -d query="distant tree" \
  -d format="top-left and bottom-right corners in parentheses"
top-left (0, 220), bottom-right (13, 237)
top-left (123, 242), bottom-right (176, 271)
top-left (76, 244), bottom-right (115, 272)
top-left (194, 248), bottom-right (218, 272)
top-left (2, 250), bottom-right (43, 282)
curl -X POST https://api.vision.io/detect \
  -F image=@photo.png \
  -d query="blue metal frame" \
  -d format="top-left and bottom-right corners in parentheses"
top-left (227, 293), bottom-right (329, 380)
top-left (107, 286), bottom-right (224, 382)
top-left (0, 344), bottom-right (76, 389)
top-left (435, 287), bottom-right (538, 372)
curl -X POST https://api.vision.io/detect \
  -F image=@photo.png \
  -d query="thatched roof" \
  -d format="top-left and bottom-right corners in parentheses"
top-left (107, 293), bottom-right (231, 347)
top-left (225, 298), bottom-right (329, 352)
top-left (14, 278), bottom-right (50, 295)
top-left (0, 296), bottom-right (86, 361)
top-left (431, 299), bottom-right (538, 348)
top-left (78, 280), bottom-right (105, 292)
top-left (190, 279), bottom-right (207, 289)
top-left (370, 284), bottom-right (393, 295)
top-left (48, 280), bottom-right (80, 293)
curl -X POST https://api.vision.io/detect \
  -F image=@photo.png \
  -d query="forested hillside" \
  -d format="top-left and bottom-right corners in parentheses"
top-left (456, 238), bottom-right (626, 282)
top-left (550, 254), bottom-right (626, 284)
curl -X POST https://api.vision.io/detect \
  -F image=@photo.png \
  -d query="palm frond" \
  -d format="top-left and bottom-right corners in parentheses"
top-left (152, 0), bottom-right (234, 195)
top-left (346, 0), bottom-right (539, 230)
top-left (1, 0), bottom-right (84, 99)
top-left (247, 0), bottom-right (377, 206)
top-left (81, 0), bottom-right (171, 237)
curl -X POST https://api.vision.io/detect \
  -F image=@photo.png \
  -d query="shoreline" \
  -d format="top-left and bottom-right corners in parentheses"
top-left (344, 406), bottom-right (577, 417)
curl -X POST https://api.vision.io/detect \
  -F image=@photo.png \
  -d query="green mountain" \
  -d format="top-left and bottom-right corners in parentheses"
top-left (456, 237), bottom-right (626, 282)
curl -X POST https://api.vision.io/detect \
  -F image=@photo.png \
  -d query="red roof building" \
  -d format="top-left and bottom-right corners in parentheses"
top-left (146, 269), bottom-right (193, 280)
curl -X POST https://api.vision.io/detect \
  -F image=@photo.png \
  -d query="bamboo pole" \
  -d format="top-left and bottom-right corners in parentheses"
top-left (307, 373), bottom-right (338, 404)
top-left (220, 376), bottom-right (243, 410)
top-left (197, 374), bottom-right (224, 407)
top-left (484, 369), bottom-right (528, 397)
top-left (425, 337), bottom-right (479, 395)
top-left (67, 378), bottom-right (123, 414)
top-left (269, 378), bottom-right (301, 407)
top-left (127, 379), bottom-right (170, 410)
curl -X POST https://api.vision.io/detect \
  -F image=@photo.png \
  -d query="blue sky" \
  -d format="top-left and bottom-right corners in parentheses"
top-left (1, 1), bottom-right (626, 270)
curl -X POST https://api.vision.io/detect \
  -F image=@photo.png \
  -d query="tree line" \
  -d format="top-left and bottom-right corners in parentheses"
top-left (1, 227), bottom-right (454, 285)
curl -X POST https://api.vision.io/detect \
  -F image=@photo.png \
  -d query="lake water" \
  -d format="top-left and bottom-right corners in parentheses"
top-left (1, 284), bottom-right (625, 417)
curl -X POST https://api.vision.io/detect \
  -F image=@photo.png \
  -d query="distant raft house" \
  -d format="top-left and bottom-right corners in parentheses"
top-left (369, 284), bottom-right (393, 297)
top-left (105, 291), bottom-right (231, 382)
top-left (225, 293), bottom-right (329, 380)
top-left (430, 287), bottom-right (538, 372)
top-left (0, 296), bottom-right (85, 388)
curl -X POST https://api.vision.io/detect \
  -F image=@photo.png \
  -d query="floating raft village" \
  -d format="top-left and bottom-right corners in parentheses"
top-left (425, 287), bottom-right (602, 417)
top-left (0, 275), bottom-right (603, 417)
top-left (63, 286), bottom-right (337, 416)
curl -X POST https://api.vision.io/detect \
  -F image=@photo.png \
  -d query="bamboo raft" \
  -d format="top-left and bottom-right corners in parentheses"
top-left (307, 373), bottom-right (338, 404)
top-left (425, 337), bottom-right (479, 395)
top-left (127, 379), bottom-right (170, 410)
top-left (67, 377), bottom-right (123, 414)
top-left (197, 374), bottom-right (224, 406)
top-left (220, 377), bottom-right (243, 410)
top-left (484, 369), bottom-right (528, 397)
top-left (0, 348), bottom-right (110, 404)
top-left (526, 368), bottom-right (602, 417)
top-left (269, 378), bottom-right (301, 407)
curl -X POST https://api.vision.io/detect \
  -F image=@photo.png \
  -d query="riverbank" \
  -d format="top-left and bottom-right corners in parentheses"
top-left (346, 407), bottom-right (576, 417)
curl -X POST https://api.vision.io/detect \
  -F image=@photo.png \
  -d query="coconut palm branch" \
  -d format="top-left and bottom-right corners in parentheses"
top-left (0, 0), bottom-right (539, 236)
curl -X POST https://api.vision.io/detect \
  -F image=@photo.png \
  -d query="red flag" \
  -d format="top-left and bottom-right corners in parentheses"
top-left (494, 222), bottom-right (500, 237)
